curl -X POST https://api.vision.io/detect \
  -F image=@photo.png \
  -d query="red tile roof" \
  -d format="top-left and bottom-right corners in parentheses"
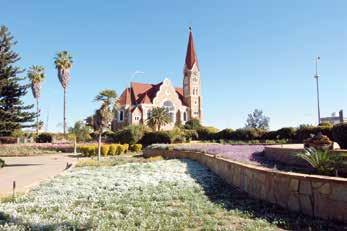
top-left (185, 28), bottom-right (199, 70)
top-left (118, 82), bottom-right (187, 106)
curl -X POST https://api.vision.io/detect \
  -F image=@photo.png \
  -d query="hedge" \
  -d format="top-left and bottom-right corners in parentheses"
top-left (140, 132), bottom-right (171, 147)
top-left (79, 144), bottom-right (132, 157)
top-left (0, 136), bottom-right (17, 144)
top-left (108, 125), bottom-right (144, 144)
top-left (295, 126), bottom-right (332, 142)
top-left (332, 123), bottom-right (347, 149)
top-left (196, 127), bottom-right (219, 141)
top-left (35, 133), bottom-right (53, 143)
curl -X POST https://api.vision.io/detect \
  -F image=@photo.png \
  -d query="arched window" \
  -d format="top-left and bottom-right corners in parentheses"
top-left (163, 101), bottom-right (175, 121)
top-left (183, 111), bottom-right (187, 121)
top-left (147, 110), bottom-right (151, 119)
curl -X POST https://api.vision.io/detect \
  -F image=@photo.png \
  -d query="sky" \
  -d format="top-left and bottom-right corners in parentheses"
top-left (1, 0), bottom-right (347, 131)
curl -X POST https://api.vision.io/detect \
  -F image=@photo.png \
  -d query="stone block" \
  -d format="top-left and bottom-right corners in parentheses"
top-left (299, 180), bottom-right (312, 195)
top-left (330, 184), bottom-right (347, 202)
top-left (289, 179), bottom-right (299, 192)
top-left (299, 194), bottom-right (313, 216)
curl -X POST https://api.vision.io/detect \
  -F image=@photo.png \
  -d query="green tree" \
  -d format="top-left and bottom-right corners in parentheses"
top-left (68, 121), bottom-right (92, 142)
top-left (27, 65), bottom-right (45, 135)
top-left (147, 107), bottom-right (172, 131)
top-left (184, 118), bottom-right (202, 130)
top-left (245, 109), bottom-right (270, 130)
top-left (0, 26), bottom-right (36, 136)
top-left (54, 51), bottom-right (73, 135)
top-left (93, 89), bottom-right (118, 160)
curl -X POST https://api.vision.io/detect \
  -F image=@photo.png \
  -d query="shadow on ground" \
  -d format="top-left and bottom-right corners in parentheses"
top-left (4, 163), bottom-right (43, 168)
top-left (181, 158), bottom-right (347, 231)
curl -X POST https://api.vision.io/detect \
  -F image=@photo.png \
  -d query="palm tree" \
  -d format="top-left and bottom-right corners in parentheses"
top-left (147, 107), bottom-right (172, 131)
top-left (296, 148), bottom-right (333, 175)
top-left (27, 65), bottom-right (45, 135)
top-left (54, 51), bottom-right (73, 135)
top-left (94, 89), bottom-right (118, 160)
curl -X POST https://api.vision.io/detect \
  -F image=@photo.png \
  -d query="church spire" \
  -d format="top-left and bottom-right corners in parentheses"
top-left (185, 27), bottom-right (199, 70)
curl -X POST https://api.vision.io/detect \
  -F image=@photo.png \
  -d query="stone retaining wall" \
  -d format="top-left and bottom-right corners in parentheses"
top-left (144, 148), bottom-right (347, 222)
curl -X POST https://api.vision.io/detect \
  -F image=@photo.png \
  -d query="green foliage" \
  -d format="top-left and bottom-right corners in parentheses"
top-left (296, 148), bottom-right (334, 175)
top-left (146, 107), bottom-right (172, 131)
top-left (130, 144), bottom-right (142, 152)
top-left (184, 118), bottom-right (202, 130)
top-left (110, 125), bottom-right (145, 144)
top-left (140, 131), bottom-right (171, 147)
top-left (182, 129), bottom-right (198, 141)
top-left (35, 133), bottom-right (53, 143)
top-left (196, 126), bottom-right (219, 140)
top-left (274, 127), bottom-right (296, 140)
top-left (215, 128), bottom-right (234, 140)
top-left (0, 158), bottom-right (4, 168)
top-left (332, 123), bottom-right (347, 149)
top-left (0, 26), bottom-right (36, 136)
top-left (116, 144), bottom-right (125, 155)
top-left (245, 109), bottom-right (270, 130)
top-left (296, 125), bottom-right (333, 142)
top-left (68, 121), bottom-right (92, 142)
top-left (232, 128), bottom-right (265, 141)
top-left (319, 122), bottom-right (333, 127)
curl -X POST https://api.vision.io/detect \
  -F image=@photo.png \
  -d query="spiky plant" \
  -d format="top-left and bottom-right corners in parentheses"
top-left (147, 107), bottom-right (172, 131)
top-left (27, 65), bottom-right (45, 135)
top-left (94, 89), bottom-right (118, 160)
top-left (296, 148), bottom-right (333, 175)
top-left (54, 51), bottom-right (73, 135)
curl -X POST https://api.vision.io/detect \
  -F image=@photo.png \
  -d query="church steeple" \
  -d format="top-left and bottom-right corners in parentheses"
top-left (183, 27), bottom-right (202, 121)
top-left (185, 27), bottom-right (199, 70)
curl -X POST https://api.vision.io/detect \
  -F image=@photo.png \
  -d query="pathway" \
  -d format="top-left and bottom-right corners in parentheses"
top-left (0, 154), bottom-right (77, 196)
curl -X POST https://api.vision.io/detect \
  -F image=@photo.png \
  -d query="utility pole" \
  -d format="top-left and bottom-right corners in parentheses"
top-left (314, 56), bottom-right (321, 125)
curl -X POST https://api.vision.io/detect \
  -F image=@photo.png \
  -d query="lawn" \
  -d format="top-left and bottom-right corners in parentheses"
top-left (0, 156), bottom-right (342, 230)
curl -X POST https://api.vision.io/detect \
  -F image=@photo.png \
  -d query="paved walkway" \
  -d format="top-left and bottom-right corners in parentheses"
top-left (0, 154), bottom-right (77, 196)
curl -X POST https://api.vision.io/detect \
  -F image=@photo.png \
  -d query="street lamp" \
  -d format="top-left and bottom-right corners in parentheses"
top-left (314, 56), bottom-right (321, 125)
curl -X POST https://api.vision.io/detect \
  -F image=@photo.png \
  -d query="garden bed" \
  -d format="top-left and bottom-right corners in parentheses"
top-left (0, 158), bottom-right (342, 230)
top-left (0, 143), bottom-right (75, 157)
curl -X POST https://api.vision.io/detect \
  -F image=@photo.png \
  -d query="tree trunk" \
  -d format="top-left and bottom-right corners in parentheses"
top-left (36, 98), bottom-right (39, 135)
top-left (63, 88), bottom-right (67, 136)
top-left (74, 136), bottom-right (77, 154)
top-left (97, 132), bottom-right (102, 161)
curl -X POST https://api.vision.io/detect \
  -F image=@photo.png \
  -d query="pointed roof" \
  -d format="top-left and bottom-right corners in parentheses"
top-left (185, 27), bottom-right (199, 70)
top-left (118, 87), bottom-right (132, 105)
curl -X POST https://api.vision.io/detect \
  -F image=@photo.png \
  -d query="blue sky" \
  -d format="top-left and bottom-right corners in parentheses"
top-left (2, 0), bottom-right (347, 131)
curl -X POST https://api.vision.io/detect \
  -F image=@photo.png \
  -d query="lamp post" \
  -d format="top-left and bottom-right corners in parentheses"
top-left (314, 56), bottom-right (321, 125)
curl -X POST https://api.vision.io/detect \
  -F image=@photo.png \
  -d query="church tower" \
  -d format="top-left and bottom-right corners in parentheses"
top-left (183, 27), bottom-right (202, 121)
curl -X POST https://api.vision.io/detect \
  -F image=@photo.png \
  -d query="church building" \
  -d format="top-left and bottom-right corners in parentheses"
top-left (112, 28), bottom-right (202, 130)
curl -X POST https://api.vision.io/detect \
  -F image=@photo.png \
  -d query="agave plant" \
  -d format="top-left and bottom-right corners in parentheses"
top-left (27, 65), bottom-right (45, 134)
top-left (54, 51), bottom-right (73, 135)
top-left (296, 148), bottom-right (334, 175)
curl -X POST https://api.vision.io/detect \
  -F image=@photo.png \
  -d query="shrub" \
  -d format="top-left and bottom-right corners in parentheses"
top-left (109, 144), bottom-right (117, 156)
top-left (232, 128), bottom-right (265, 141)
top-left (182, 129), bottom-right (199, 141)
top-left (116, 145), bottom-right (125, 155)
top-left (296, 148), bottom-right (334, 175)
top-left (101, 145), bottom-right (110, 157)
top-left (140, 131), bottom-right (171, 147)
top-left (296, 125), bottom-right (333, 142)
top-left (35, 133), bottom-right (53, 143)
top-left (196, 127), bottom-right (219, 140)
top-left (122, 144), bottom-right (129, 153)
top-left (215, 128), bottom-right (234, 140)
top-left (168, 127), bottom-right (185, 143)
top-left (275, 127), bottom-right (296, 140)
top-left (184, 119), bottom-right (202, 130)
top-left (0, 158), bottom-right (4, 168)
top-left (88, 146), bottom-right (97, 156)
top-left (332, 123), bottom-right (347, 149)
top-left (319, 122), bottom-right (333, 127)
top-left (110, 125), bottom-right (145, 144)
top-left (0, 136), bottom-right (17, 144)
top-left (130, 144), bottom-right (142, 152)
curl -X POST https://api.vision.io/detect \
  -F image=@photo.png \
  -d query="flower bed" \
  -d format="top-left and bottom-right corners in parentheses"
top-left (147, 143), bottom-right (265, 164)
top-left (0, 159), bottom-right (340, 230)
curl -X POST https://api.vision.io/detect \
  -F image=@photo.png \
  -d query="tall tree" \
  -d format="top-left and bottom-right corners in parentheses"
top-left (147, 107), bottom-right (172, 131)
top-left (93, 89), bottom-right (118, 160)
top-left (245, 109), bottom-right (270, 130)
top-left (27, 65), bottom-right (45, 135)
top-left (54, 51), bottom-right (73, 135)
top-left (0, 26), bottom-right (36, 136)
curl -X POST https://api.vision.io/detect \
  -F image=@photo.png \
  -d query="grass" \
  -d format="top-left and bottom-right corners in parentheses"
top-left (0, 157), bottom-right (344, 230)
